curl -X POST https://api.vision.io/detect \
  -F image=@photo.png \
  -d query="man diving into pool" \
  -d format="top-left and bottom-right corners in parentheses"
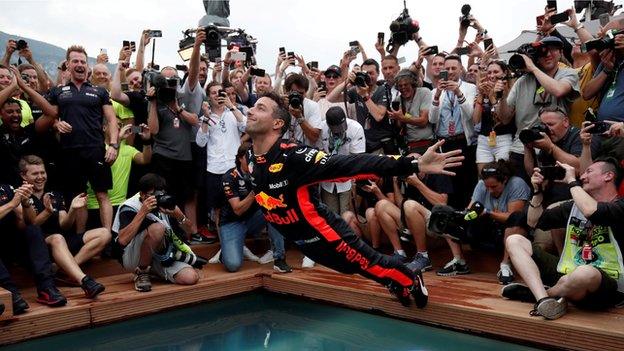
top-left (243, 92), bottom-right (463, 307)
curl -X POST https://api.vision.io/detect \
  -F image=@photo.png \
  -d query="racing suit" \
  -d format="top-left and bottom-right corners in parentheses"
top-left (249, 141), bottom-right (428, 307)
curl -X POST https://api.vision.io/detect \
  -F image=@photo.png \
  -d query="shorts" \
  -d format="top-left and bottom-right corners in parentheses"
top-left (121, 230), bottom-right (191, 283)
top-left (63, 232), bottom-right (85, 256)
top-left (151, 154), bottom-right (194, 204)
top-left (205, 171), bottom-right (226, 211)
top-left (60, 147), bottom-right (112, 195)
top-left (476, 134), bottom-right (512, 163)
top-left (532, 243), bottom-right (624, 310)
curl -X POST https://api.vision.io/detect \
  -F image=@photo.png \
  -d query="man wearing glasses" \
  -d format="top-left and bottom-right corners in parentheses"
top-left (497, 37), bottom-right (580, 181)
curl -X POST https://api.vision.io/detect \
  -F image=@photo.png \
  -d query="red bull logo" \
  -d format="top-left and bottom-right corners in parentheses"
top-left (255, 192), bottom-right (287, 211)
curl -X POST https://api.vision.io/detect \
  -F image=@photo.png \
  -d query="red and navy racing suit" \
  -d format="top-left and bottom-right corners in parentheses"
top-left (249, 141), bottom-right (424, 304)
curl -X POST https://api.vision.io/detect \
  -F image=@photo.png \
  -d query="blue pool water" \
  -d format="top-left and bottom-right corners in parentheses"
top-left (6, 293), bottom-right (542, 351)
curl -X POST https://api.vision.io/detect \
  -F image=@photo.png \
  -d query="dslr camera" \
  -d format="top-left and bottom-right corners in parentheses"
top-left (509, 42), bottom-right (548, 71)
top-left (354, 71), bottom-right (372, 88)
top-left (519, 124), bottom-right (550, 144)
top-left (288, 91), bottom-right (303, 109)
top-left (153, 190), bottom-right (176, 210)
top-left (387, 1), bottom-right (419, 52)
top-left (584, 107), bottom-right (609, 134)
top-left (582, 29), bottom-right (624, 53)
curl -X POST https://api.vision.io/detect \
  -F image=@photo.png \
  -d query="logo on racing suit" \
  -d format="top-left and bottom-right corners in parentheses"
top-left (269, 163), bottom-right (283, 173)
top-left (336, 240), bottom-right (370, 270)
top-left (255, 192), bottom-right (287, 211)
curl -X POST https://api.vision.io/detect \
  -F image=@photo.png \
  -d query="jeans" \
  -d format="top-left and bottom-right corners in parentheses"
top-left (219, 210), bottom-right (286, 272)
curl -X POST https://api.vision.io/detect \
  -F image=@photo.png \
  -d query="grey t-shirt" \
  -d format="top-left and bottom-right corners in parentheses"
top-left (153, 105), bottom-right (193, 161)
top-left (507, 67), bottom-right (580, 154)
top-left (177, 79), bottom-right (206, 116)
top-left (471, 176), bottom-right (530, 212)
top-left (404, 87), bottom-right (434, 142)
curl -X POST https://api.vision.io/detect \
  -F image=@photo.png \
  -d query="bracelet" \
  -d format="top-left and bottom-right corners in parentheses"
top-left (529, 201), bottom-right (543, 208)
top-left (532, 188), bottom-right (542, 196)
top-left (177, 215), bottom-right (188, 224)
top-left (574, 24), bottom-right (584, 32)
top-left (229, 107), bottom-right (236, 112)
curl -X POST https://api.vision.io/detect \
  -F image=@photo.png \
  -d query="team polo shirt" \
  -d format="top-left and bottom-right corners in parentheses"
top-left (46, 81), bottom-right (111, 149)
top-left (113, 100), bottom-right (134, 121)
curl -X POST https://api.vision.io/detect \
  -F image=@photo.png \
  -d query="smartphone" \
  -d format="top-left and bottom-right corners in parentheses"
top-left (546, 0), bottom-right (557, 11)
top-left (424, 45), bottom-right (438, 55)
top-left (122, 40), bottom-right (130, 49)
top-left (121, 82), bottom-right (129, 92)
top-left (599, 13), bottom-right (610, 26)
top-left (483, 38), bottom-right (494, 51)
top-left (310, 61), bottom-right (318, 69)
top-left (539, 165), bottom-right (565, 180)
top-left (279, 47), bottom-right (286, 55)
top-left (536, 15), bottom-right (546, 26)
top-left (397, 56), bottom-right (406, 64)
top-left (287, 51), bottom-right (295, 65)
top-left (148, 30), bottom-right (162, 38)
top-left (377, 32), bottom-right (385, 44)
top-left (215, 57), bottom-right (222, 64)
top-left (175, 64), bottom-right (188, 72)
top-left (230, 52), bottom-right (247, 61)
top-left (439, 70), bottom-right (449, 80)
top-left (130, 41), bottom-right (136, 52)
top-left (100, 48), bottom-right (107, 55)
top-left (457, 47), bottom-right (470, 55)
top-left (250, 67), bottom-right (266, 77)
top-left (131, 125), bottom-right (143, 134)
top-left (318, 81), bottom-right (327, 92)
top-left (549, 12), bottom-right (570, 25)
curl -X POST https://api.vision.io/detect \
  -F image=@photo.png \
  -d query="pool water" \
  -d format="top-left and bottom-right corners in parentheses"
top-left (7, 293), bottom-right (542, 351)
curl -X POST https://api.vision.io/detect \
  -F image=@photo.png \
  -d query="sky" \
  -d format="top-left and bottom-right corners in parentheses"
top-left (1, 0), bottom-right (582, 72)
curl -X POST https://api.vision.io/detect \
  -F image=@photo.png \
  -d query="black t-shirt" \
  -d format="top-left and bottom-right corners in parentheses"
top-left (404, 174), bottom-right (454, 209)
top-left (347, 85), bottom-right (394, 151)
top-left (479, 100), bottom-right (516, 136)
top-left (0, 124), bottom-right (40, 185)
top-left (220, 167), bottom-right (257, 224)
top-left (126, 91), bottom-right (148, 126)
top-left (537, 127), bottom-right (582, 205)
top-left (537, 198), bottom-right (624, 250)
top-left (356, 176), bottom-right (394, 208)
top-left (31, 191), bottom-right (66, 235)
top-left (46, 81), bottom-right (111, 149)
top-left (26, 99), bottom-right (44, 120)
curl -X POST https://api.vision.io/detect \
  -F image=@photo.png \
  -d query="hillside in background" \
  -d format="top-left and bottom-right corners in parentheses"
top-left (0, 31), bottom-right (109, 79)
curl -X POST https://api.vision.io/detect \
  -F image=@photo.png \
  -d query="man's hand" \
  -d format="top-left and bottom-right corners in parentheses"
top-left (119, 124), bottom-right (133, 141)
top-left (563, 8), bottom-right (580, 29)
top-left (119, 45), bottom-right (132, 63)
top-left (416, 139), bottom-right (464, 176)
top-left (532, 132), bottom-right (555, 152)
top-left (375, 37), bottom-right (386, 57)
top-left (159, 205), bottom-right (184, 220)
top-left (97, 52), bottom-right (109, 64)
top-left (606, 120), bottom-right (624, 138)
top-left (138, 124), bottom-right (151, 140)
top-left (146, 86), bottom-right (156, 99)
top-left (194, 28), bottom-right (206, 48)
top-left (19, 47), bottom-right (34, 63)
top-left (70, 193), bottom-right (88, 210)
top-left (580, 121), bottom-right (594, 145)
top-left (105, 146), bottom-right (118, 164)
top-left (600, 49), bottom-right (615, 71)
top-left (388, 104), bottom-right (405, 121)
top-left (519, 54), bottom-right (538, 73)
top-left (361, 180), bottom-right (381, 195)
top-left (42, 193), bottom-right (55, 213)
top-left (5, 40), bottom-right (17, 57)
top-left (9, 66), bottom-right (26, 90)
top-left (54, 120), bottom-right (73, 134)
top-left (11, 184), bottom-right (33, 208)
top-left (288, 105), bottom-right (303, 119)
top-left (444, 80), bottom-right (461, 95)
top-left (531, 167), bottom-right (546, 192)
top-left (557, 161), bottom-right (577, 183)
top-left (141, 30), bottom-right (152, 47)
top-left (467, 42), bottom-right (483, 58)
top-left (139, 195), bottom-right (157, 216)
top-left (614, 34), bottom-right (624, 51)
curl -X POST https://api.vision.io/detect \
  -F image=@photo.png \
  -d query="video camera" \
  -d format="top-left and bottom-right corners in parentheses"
top-left (179, 26), bottom-right (258, 63)
top-left (144, 70), bottom-right (179, 104)
top-left (428, 202), bottom-right (484, 241)
top-left (508, 42), bottom-right (548, 71)
top-left (387, 0), bottom-right (420, 53)
top-left (154, 190), bottom-right (176, 210)
top-left (460, 4), bottom-right (472, 28)
top-left (519, 124), bottom-right (550, 144)
top-left (581, 29), bottom-right (624, 53)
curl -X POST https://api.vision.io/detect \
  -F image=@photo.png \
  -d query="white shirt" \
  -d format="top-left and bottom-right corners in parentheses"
top-left (319, 119), bottom-right (366, 193)
top-left (282, 98), bottom-right (322, 147)
top-left (195, 109), bottom-right (246, 174)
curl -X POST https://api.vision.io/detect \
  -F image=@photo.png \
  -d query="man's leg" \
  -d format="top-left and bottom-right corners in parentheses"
top-left (95, 192), bottom-right (113, 230)
top-left (547, 265), bottom-right (603, 301)
top-left (46, 234), bottom-right (86, 282)
top-left (506, 233), bottom-right (548, 300)
top-left (375, 200), bottom-right (403, 253)
top-left (139, 223), bottom-right (166, 268)
top-left (173, 267), bottom-right (199, 285)
top-left (365, 208), bottom-right (381, 249)
top-left (403, 200), bottom-right (428, 252)
top-left (218, 221), bottom-right (246, 272)
top-left (342, 211), bottom-right (363, 237)
top-left (73, 227), bottom-right (111, 266)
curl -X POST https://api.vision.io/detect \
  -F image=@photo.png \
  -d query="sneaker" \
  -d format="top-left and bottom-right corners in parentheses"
top-left (386, 281), bottom-right (412, 307)
top-left (258, 250), bottom-right (275, 264)
top-left (208, 249), bottom-right (221, 264)
top-left (391, 252), bottom-right (408, 263)
top-left (81, 275), bottom-right (105, 299)
top-left (436, 258), bottom-right (470, 276)
top-left (531, 297), bottom-right (567, 320)
top-left (501, 283), bottom-right (537, 303)
top-left (301, 256), bottom-right (315, 268)
top-left (243, 246), bottom-right (260, 262)
top-left (406, 253), bottom-right (432, 273)
top-left (190, 233), bottom-right (217, 245)
top-left (497, 265), bottom-right (514, 285)
top-left (410, 271), bottom-right (429, 308)
top-left (36, 286), bottom-right (67, 307)
top-left (11, 292), bottom-right (29, 315)
top-left (273, 259), bottom-right (293, 273)
top-left (134, 266), bottom-right (152, 292)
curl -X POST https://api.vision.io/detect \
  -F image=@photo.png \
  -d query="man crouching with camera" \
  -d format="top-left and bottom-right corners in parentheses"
top-left (504, 159), bottom-right (624, 320)
top-left (112, 173), bottom-right (200, 292)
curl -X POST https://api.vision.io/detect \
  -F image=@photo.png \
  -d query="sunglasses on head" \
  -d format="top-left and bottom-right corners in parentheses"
top-left (325, 74), bottom-right (340, 79)
top-left (481, 168), bottom-right (500, 177)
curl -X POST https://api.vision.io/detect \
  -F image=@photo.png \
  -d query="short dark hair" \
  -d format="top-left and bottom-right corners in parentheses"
top-left (444, 55), bottom-right (462, 65)
top-left (362, 59), bottom-right (380, 74)
top-left (138, 173), bottom-right (167, 193)
top-left (235, 143), bottom-right (250, 167)
top-left (481, 159), bottom-right (515, 183)
top-left (66, 45), bottom-right (88, 61)
top-left (1, 97), bottom-right (21, 110)
top-left (595, 157), bottom-right (623, 185)
top-left (17, 63), bottom-right (35, 73)
top-left (222, 80), bottom-right (234, 89)
top-left (284, 73), bottom-right (309, 92)
top-left (205, 81), bottom-right (222, 94)
top-left (19, 155), bottom-right (44, 173)
top-left (382, 55), bottom-right (399, 64)
top-left (263, 91), bottom-right (291, 135)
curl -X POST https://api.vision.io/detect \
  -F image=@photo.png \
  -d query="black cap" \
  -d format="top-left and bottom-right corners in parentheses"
top-left (324, 65), bottom-right (342, 77)
top-left (326, 106), bottom-right (347, 134)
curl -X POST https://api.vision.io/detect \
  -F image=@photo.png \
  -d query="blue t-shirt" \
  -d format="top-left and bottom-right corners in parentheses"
top-left (596, 63), bottom-right (624, 122)
top-left (471, 176), bottom-right (530, 212)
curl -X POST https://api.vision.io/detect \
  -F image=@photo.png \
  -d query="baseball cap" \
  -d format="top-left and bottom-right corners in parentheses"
top-left (539, 36), bottom-right (564, 48)
top-left (324, 65), bottom-right (342, 77)
top-left (325, 106), bottom-right (347, 134)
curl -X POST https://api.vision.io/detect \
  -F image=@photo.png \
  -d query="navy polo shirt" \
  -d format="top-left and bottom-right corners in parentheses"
top-left (47, 81), bottom-right (111, 149)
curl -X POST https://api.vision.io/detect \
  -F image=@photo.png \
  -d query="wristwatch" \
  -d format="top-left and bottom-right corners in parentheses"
top-left (567, 180), bottom-right (582, 190)
top-left (229, 107), bottom-right (236, 112)
top-left (109, 143), bottom-right (120, 150)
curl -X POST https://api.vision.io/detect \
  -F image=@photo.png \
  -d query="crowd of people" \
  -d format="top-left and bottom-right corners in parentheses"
top-left (1, 4), bottom-right (624, 320)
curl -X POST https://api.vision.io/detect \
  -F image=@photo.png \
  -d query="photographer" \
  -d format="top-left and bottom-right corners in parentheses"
top-left (282, 73), bottom-right (321, 146)
top-left (504, 160), bottom-right (624, 320)
top-left (0, 64), bottom-right (34, 127)
top-left (0, 182), bottom-right (67, 313)
top-left (20, 156), bottom-right (108, 298)
top-left (388, 69), bottom-right (434, 154)
top-left (429, 54), bottom-right (478, 207)
top-left (2, 39), bottom-right (49, 93)
top-left (111, 46), bottom-right (149, 131)
top-left (496, 37), bottom-right (580, 180)
top-left (112, 173), bottom-right (199, 292)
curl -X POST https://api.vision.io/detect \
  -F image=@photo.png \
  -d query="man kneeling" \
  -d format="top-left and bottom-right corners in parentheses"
top-left (112, 174), bottom-right (199, 292)
top-left (504, 160), bottom-right (624, 319)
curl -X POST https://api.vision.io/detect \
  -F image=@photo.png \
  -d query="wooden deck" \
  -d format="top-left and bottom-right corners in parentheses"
top-left (1, 243), bottom-right (623, 350)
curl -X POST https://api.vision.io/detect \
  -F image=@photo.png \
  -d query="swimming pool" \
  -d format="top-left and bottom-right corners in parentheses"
top-left (7, 293), bottom-right (542, 351)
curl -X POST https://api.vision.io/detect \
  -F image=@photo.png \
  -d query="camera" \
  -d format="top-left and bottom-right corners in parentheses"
top-left (154, 190), bottom-right (176, 210)
top-left (508, 42), bottom-right (548, 71)
top-left (584, 108), bottom-right (610, 134)
top-left (387, 1), bottom-right (420, 52)
top-left (539, 165), bottom-right (566, 180)
top-left (581, 29), bottom-right (624, 53)
top-left (288, 91), bottom-right (303, 109)
top-left (131, 125), bottom-right (143, 134)
top-left (391, 100), bottom-right (401, 111)
top-left (21, 74), bottom-right (30, 82)
top-left (519, 124), bottom-right (550, 144)
top-left (161, 248), bottom-right (207, 268)
top-left (147, 72), bottom-right (179, 104)
top-left (16, 39), bottom-right (28, 50)
top-left (0, 184), bottom-right (15, 206)
top-left (250, 67), bottom-right (265, 77)
top-left (148, 30), bottom-right (162, 38)
top-left (460, 4), bottom-right (472, 28)
top-left (354, 71), bottom-right (371, 88)
top-left (428, 202), bottom-right (484, 241)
